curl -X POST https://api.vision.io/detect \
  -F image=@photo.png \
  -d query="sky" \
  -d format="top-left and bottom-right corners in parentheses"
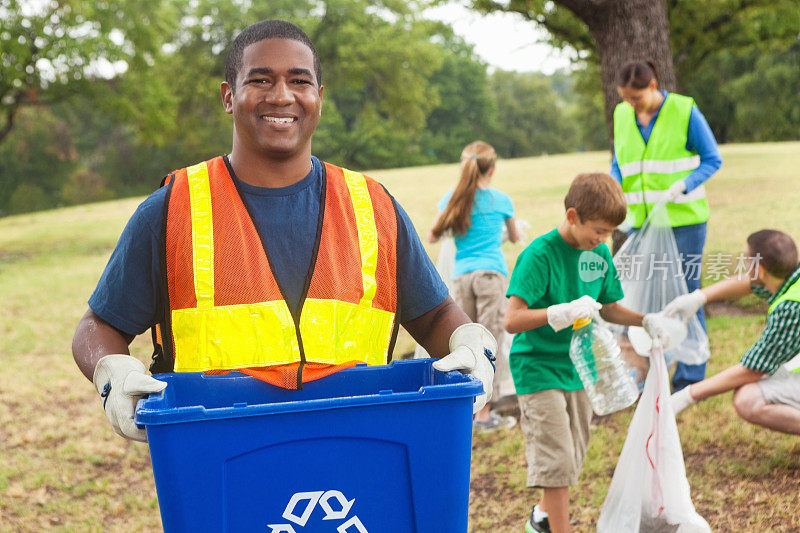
top-left (423, 2), bottom-right (575, 74)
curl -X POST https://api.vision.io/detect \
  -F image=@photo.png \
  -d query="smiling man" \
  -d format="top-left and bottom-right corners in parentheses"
top-left (72, 20), bottom-right (496, 443)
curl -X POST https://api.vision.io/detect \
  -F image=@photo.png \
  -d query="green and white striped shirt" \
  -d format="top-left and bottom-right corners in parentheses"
top-left (741, 266), bottom-right (800, 374)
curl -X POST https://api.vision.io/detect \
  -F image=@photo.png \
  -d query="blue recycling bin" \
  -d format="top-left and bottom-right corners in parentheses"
top-left (135, 358), bottom-right (482, 532)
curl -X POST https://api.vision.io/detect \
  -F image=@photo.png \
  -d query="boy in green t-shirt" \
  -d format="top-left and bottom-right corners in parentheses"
top-left (505, 173), bottom-right (669, 533)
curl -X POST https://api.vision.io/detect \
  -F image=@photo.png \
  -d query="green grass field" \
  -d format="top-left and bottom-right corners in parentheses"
top-left (1, 142), bottom-right (799, 531)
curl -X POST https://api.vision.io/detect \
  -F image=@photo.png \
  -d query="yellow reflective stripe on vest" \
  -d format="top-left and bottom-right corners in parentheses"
top-left (768, 276), bottom-right (800, 314)
top-left (171, 301), bottom-right (299, 372)
top-left (624, 185), bottom-right (707, 206)
top-left (298, 168), bottom-right (392, 365)
top-left (173, 162), bottom-right (393, 371)
top-left (766, 276), bottom-right (800, 373)
top-left (300, 299), bottom-right (393, 365)
top-left (180, 162), bottom-right (299, 371)
top-left (342, 168), bottom-right (378, 306)
top-left (186, 162), bottom-right (215, 309)
top-left (613, 94), bottom-right (709, 228)
top-left (619, 155), bottom-right (700, 179)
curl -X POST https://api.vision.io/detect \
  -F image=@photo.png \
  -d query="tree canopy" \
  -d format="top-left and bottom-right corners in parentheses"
top-left (470, 0), bottom-right (800, 138)
top-left (0, 0), bottom-right (798, 215)
top-left (0, 0), bottom-right (180, 145)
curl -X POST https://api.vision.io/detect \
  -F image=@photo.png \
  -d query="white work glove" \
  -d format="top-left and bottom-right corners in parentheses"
top-left (547, 296), bottom-right (602, 332)
top-left (667, 180), bottom-right (687, 202)
top-left (93, 354), bottom-right (167, 442)
top-left (432, 323), bottom-right (497, 414)
top-left (642, 313), bottom-right (671, 348)
top-left (670, 386), bottom-right (696, 415)
top-left (663, 289), bottom-right (707, 324)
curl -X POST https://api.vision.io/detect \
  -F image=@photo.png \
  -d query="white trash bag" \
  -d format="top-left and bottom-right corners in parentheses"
top-left (597, 343), bottom-right (710, 533)
top-left (613, 202), bottom-right (710, 365)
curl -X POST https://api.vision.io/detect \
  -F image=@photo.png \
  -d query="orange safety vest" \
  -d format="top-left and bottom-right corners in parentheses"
top-left (150, 156), bottom-right (399, 388)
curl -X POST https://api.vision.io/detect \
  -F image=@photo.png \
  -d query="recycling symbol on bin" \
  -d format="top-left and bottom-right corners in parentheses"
top-left (268, 490), bottom-right (368, 532)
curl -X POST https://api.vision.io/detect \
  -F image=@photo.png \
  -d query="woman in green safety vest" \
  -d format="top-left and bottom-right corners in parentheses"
top-left (610, 61), bottom-right (723, 392)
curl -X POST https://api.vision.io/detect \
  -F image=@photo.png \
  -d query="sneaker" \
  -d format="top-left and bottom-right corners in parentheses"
top-left (473, 411), bottom-right (517, 432)
top-left (525, 505), bottom-right (551, 533)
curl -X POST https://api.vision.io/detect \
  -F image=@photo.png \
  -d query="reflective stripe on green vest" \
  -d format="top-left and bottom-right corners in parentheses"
top-left (767, 275), bottom-right (800, 373)
top-left (613, 93), bottom-right (710, 228)
top-left (768, 276), bottom-right (800, 314)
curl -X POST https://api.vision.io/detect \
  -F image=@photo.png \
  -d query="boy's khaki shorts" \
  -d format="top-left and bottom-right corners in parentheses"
top-left (518, 389), bottom-right (593, 488)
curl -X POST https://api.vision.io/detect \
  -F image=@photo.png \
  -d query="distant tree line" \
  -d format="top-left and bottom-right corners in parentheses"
top-left (472, 0), bottom-right (800, 141)
top-left (1, 0), bottom-right (798, 215)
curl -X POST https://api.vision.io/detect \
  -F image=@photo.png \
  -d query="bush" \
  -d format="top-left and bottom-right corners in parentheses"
top-left (61, 167), bottom-right (115, 206)
top-left (7, 184), bottom-right (51, 215)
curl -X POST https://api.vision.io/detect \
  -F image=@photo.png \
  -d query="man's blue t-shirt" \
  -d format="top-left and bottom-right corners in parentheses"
top-left (437, 188), bottom-right (514, 277)
top-left (89, 156), bottom-right (448, 336)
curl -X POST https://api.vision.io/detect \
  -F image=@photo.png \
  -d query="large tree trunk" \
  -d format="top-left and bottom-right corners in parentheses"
top-left (558, 0), bottom-right (675, 146)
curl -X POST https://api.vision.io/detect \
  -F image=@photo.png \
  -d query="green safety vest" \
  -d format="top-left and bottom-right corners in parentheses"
top-left (613, 93), bottom-right (710, 228)
top-left (767, 274), bottom-right (800, 373)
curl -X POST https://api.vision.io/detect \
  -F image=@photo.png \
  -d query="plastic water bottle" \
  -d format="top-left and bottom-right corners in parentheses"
top-left (569, 318), bottom-right (639, 416)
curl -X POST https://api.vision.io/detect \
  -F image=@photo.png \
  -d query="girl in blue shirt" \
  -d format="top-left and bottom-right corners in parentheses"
top-left (429, 141), bottom-right (519, 430)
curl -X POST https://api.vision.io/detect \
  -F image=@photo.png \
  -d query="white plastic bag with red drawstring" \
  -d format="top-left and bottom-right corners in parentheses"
top-left (597, 343), bottom-right (710, 533)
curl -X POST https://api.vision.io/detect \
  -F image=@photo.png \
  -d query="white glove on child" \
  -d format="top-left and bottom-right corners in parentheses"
top-left (432, 323), bottom-right (497, 414)
top-left (663, 289), bottom-right (707, 324)
top-left (670, 386), bottom-right (697, 415)
top-left (93, 354), bottom-right (167, 442)
top-left (642, 313), bottom-right (672, 347)
top-left (667, 180), bottom-right (687, 202)
top-left (547, 296), bottom-right (602, 332)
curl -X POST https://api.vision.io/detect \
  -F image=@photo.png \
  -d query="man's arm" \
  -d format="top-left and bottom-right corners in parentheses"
top-left (73, 190), bottom-right (166, 382)
top-left (701, 277), bottom-right (753, 302)
top-left (72, 309), bottom-right (135, 381)
top-left (689, 364), bottom-right (765, 400)
top-left (74, 308), bottom-right (166, 442)
top-left (402, 296), bottom-right (470, 357)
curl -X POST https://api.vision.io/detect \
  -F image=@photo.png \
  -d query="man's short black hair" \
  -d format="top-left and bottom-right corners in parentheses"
top-left (225, 19), bottom-right (321, 91)
top-left (747, 229), bottom-right (799, 280)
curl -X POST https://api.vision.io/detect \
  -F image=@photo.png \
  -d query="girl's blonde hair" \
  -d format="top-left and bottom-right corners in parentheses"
top-left (431, 141), bottom-right (497, 238)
